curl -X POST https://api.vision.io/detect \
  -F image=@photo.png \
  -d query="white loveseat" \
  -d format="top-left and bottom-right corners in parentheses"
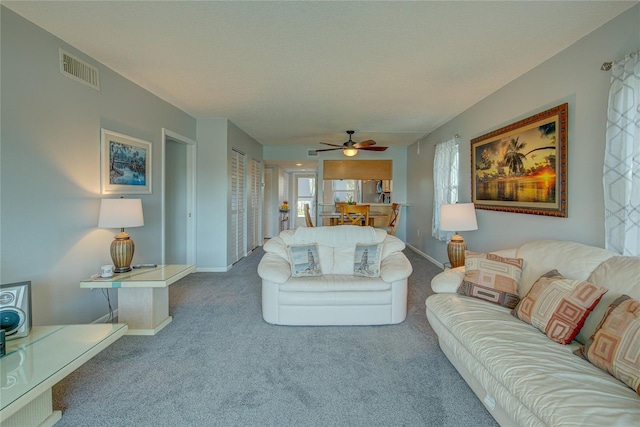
top-left (426, 240), bottom-right (640, 427)
top-left (258, 225), bottom-right (412, 325)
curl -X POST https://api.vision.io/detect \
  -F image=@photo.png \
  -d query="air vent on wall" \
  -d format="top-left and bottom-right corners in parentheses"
top-left (59, 49), bottom-right (99, 90)
top-left (307, 149), bottom-right (319, 158)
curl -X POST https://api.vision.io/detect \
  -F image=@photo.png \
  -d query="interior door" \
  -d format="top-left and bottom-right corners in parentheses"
top-left (162, 129), bottom-right (196, 266)
top-left (248, 158), bottom-right (261, 252)
top-left (262, 167), bottom-right (275, 238)
top-left (165, 140), bottom-right (187, 263)
top-left (294, 174), bottom-right (316, 228)
top-left (231, 149), bottom-right (246, 264)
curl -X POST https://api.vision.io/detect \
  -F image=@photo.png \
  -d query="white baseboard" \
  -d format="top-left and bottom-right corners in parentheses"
top-left (406, 243), bottom-right (444, 269)
top-left (196, 266), bottom-right (231, 272)
top-left (93, 309), bottom-right (118, 324)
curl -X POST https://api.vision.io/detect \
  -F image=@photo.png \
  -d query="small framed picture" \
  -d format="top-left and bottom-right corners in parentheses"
top-left (101, 129), bottom-right (152, 194)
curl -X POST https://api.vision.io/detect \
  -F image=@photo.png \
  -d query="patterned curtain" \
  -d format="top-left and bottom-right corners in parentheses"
top-left (432, 137), bottom-right (459, 241)
top-left (604, 50), bottom-right (640, 256)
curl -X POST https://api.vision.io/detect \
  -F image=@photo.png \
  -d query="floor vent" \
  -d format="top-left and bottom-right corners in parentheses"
top-left (307, 149), bottom-right (319, 158)
top-left (59, 49), bottom-right (99, 90)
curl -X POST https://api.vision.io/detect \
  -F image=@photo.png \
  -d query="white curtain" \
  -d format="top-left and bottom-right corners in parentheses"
top-left (604, 50), bottom-right (640, 256)
top-left (432, 137), bottom-right (459, 241)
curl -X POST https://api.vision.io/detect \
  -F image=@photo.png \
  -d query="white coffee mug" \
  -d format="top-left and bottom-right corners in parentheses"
top-left (101, 264), bottom-right (114, 278)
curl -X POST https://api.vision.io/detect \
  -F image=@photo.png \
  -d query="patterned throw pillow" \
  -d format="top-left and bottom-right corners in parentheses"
top-left (457, 251), bottom-right (523, 308)
top-left (287, 243), bottom-right (322, 277)
top-left (512, 270), bottom-right (608, 345)
top-left (354, 243), bottom-right (383, 278)
top-left (575, 295), bottom-right (640, 395)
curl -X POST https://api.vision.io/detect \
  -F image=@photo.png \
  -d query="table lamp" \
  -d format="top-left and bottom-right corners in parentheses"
top-left (440, 203), bottom-right (478, 268)
top-left (98, 198), bottom-right (144, 273)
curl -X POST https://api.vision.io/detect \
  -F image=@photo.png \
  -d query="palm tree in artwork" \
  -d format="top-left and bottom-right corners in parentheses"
top-left (503, 137), bottom-right (527, 175)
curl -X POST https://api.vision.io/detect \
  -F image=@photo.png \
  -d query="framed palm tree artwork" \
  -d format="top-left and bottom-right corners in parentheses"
top-left (471, 103), bottom-right (568, 217)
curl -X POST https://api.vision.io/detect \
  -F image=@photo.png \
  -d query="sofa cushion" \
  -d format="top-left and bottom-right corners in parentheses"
top-left (576, 295), bottom-right (640, 395)
top-left (512, 270), bottom-right (608, 345)
top-left (515, 240), bottom-right (615, 297)
top-left (281, 225), bottom-right (380, 246)
top-left (457, 251), bottom-right (523, 309)
top-left (279, 274), bottom-right (391, 292)
top-left (354, 243), bottom-right (382, 277)
top-left (287, 243), bottom-right (322, 277)
top-left (581, 255), bottom-right (640, 344)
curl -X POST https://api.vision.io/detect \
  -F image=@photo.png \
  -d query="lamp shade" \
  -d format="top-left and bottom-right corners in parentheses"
top-left (98, 198), bottom-right (144, 228)
top-left (440, 203), bottom-right (478, 232)
top-left (343, 148), bottom-right (358, 157)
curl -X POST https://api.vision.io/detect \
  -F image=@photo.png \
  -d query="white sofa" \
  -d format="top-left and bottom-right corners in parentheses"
top-left (258, 225), bottom-right (412, 325)
top-left (426, 240), bottom-right (640, 427)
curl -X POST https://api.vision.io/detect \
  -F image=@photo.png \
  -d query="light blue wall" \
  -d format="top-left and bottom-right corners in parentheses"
top-left (196, 119), bottom-right (262, 271)
top-left (196, 118), bottom-right (228, 271)
top-left (406, 4), bottom-right (640, 265)
top-left (0, 7), bottom-right (197, 325)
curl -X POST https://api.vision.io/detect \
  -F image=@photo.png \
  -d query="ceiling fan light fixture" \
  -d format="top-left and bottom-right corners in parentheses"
top-left (343, 147), bottom-right (358, 157)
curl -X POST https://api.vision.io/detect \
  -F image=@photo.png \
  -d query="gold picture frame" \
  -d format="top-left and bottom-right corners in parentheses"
top-left (471, 103), bottom-right (568, 217)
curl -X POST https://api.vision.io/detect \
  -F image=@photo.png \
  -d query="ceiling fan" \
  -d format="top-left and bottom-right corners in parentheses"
top-left (315, 130), bottom-right (388, 157)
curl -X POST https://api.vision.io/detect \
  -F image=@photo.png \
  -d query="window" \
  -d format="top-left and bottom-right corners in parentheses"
top-left (432, 138), bottom-right (460, 241)
top-left (331, 180), bottom-right (358, 203)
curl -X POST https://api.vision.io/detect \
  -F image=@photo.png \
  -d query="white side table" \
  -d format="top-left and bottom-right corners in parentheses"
top-left (80, 264), bottom-right (195, 335)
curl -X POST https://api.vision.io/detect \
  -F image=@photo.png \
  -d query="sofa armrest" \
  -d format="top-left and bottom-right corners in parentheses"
top-left (431, 266), bottom-right (464, 293)
top-left (263, 237), bottom-right (289, 260)
top-left (380, 252), bottom-right (413, 283)
top-left (257, 253), bottom-right (291, 284)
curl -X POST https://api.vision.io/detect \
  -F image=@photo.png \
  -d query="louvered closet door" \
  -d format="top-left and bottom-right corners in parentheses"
top-left (248, 158), bottom-right (261, 252)
top-left (231, 149), bottom-right (246, 264)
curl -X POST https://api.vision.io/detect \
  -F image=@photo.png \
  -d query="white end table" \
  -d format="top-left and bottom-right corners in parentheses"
top-left (0, 324), bottom-right (127, 427)
top-left (80, 264), bottom-right (195, 335)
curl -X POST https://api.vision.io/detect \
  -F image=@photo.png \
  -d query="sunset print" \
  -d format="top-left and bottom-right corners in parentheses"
top-left (474, 117), bottom-right (559, 203)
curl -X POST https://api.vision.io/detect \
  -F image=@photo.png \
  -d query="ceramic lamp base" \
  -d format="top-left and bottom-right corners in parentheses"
top-left (111, 232), bottom-right (134, 273)
top-left (447, 233), bottom-right (467, 268)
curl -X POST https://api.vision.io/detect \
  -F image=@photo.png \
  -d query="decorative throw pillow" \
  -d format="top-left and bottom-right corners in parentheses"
top-left (512, 270), bottom-right (608, 345)
top-left (574, 295), bottom-right (640, 395)
top-left (354, 243), bottom-right (383, 278)
top-left (457, 251), bottom-right (523, 309)
top-left (287, 243), bottom-right (322, 277)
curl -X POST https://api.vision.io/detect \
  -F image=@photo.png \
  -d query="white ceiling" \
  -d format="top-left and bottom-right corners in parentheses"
top-left (3, 1), bottom-right (637, 149)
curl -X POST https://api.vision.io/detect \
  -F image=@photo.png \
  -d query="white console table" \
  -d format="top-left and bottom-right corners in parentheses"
top-left (80, 264), bottom-right (195, 335)
top-left (0, 324), bottom-right (127, 427)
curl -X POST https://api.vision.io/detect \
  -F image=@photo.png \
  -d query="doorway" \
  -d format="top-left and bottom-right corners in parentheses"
top-left (162, 128), bottom-right (196, 265)
top-left (293, 173), bottom-right (317, 228)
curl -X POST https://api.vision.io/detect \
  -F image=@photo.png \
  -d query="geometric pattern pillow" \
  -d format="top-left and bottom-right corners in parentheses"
top-left (287, 243), bottom-right (322, 277)
top-left (457, 251), bottom-right (523, 309)
top-left (512, 270), bottom-right (608, 345)
top-left (353, 243), bottom-right (382, 278)
top-left (575, 295), bottom-right (640, 395)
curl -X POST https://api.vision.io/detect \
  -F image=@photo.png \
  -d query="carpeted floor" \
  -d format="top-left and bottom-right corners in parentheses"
top-left (52, 247), bottom-right (498, 426)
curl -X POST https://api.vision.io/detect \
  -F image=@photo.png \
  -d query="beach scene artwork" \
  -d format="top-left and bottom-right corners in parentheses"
top-left (109, 141), bottom-right (147, 186)
top-left (101, 129), bottom-right (152, 194)
top-left (471, 103), bottom-right (567, 217)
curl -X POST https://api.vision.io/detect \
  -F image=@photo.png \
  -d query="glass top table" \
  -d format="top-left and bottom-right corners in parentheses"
top-left (1, 323), bottom-right (127, 426)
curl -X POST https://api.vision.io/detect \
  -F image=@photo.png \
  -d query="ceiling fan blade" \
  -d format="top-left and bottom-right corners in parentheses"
top-left (360, 146), bottom-right (388, 151)
top-left (319, 142), bottom-right (344, 148)
top-left (354, 139), bottom-right (376, 148)
top-left (314, 147), bottom-right (342, 152)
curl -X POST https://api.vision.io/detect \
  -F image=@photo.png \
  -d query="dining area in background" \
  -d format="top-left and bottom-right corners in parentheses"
top-left (319, 203), bottom-right (385, 227)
